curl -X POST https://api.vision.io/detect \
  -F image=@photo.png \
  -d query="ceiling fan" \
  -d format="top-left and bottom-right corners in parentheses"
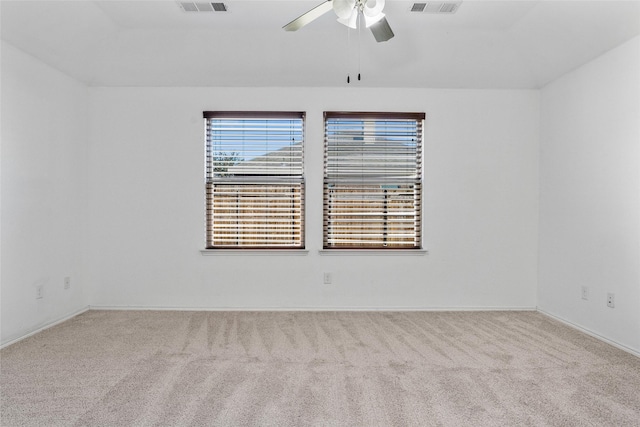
top-left (283, 0), bottom-right (394, 43)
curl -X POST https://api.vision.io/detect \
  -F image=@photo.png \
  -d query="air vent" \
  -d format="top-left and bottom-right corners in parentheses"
top-left (411, 1), bottom-right (462, 14)
top-left (438, 2), bottom-right (459, 13)
top-left (211, 2), bottom-right (227, 12)
top-left (178, 2), bottom-right (228, 12)
top-left (179, 2), bottom-right (198, 12)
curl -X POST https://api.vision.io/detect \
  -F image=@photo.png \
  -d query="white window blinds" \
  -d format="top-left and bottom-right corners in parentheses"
top-left (323, 112), bottom-right (424, 249)
top-left (205, 112), bottom-right (305, 249)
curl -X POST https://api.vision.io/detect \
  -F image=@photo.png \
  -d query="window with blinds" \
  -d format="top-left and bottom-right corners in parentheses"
top-left (205, 112), bottom-right (305, 249)
top-left (323, 112), bottom-right (425, 249)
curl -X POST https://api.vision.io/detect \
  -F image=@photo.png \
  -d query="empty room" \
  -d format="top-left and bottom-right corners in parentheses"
top-left (1, 0), bottom-right (639, 425)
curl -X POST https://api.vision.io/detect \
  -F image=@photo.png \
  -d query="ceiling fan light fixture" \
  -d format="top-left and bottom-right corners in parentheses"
top-left (333, 0), bottom-right (356, 19)
top-left (337, 12), bottom-right (358, 29)
top-left (363, 0), bottom-right (385, 17)
top-left (364, 11), bottom-right (385, 28)
top-left (282, 0), bottom-right (394, 43)
top-left (369, 16), bottom-right (394, 42)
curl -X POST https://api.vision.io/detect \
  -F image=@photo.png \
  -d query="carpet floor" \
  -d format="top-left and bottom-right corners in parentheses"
top-left (1, 310), bottom-right (639, 426)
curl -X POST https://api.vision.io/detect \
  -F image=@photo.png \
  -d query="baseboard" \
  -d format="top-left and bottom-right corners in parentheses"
top-left (0, 306), bottom-right (90, 349)
top-left (22, 306), bottom-right (627, 357)
top-left (89, 305), bottom-right (538, 312)
top-left (9, 306), bottom-right (634, 359)
top-left (537, 308), bottom-right (640, 358)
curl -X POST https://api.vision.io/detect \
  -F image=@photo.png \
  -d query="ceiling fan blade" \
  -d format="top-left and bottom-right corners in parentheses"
top-left (369, 16), bottom-right (394, 42)
top-left (283, 1), bottom-right (334, 32)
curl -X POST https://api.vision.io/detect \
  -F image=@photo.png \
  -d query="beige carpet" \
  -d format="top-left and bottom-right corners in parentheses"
top-left (1, 310), bottom-right (639, 426)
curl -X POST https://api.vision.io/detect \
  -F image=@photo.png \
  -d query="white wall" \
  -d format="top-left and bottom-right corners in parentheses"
top-left (539, 36), bottom-right (640, 354)
top-left (1, 42), bottom-right (89, 345)
top-left (2, 30), bottom-right (637, 354)
top-left (87, 87), bottom-right (540, 310)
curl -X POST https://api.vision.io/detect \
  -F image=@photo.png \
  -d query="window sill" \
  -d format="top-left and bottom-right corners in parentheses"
top-left (200, 249), bottom-right (309, 256)
top-left (318, 249), bottom-right (428, 256)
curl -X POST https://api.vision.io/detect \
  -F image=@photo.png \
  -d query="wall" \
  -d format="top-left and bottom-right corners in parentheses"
top-left (3, 31), bottom-right (637, 353)
top-left (538, 36), bottom-right (640, 354)
top-left (1, 42), bottom-right (89, 345)
top-left (87, 87), bottom-right (539, 310)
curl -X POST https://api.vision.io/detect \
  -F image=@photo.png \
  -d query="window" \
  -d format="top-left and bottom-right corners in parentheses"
top-left (323, 112), bottom-right (425, 249)
top-left (205, 112), bottom-right (304, 249)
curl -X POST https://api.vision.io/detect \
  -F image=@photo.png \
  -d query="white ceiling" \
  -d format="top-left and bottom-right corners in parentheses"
top-left (1, 0), bottom-right (639, 88)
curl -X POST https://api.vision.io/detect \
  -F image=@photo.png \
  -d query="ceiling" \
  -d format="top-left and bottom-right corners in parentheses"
top-left (1, 0), bottom-right (639, 89)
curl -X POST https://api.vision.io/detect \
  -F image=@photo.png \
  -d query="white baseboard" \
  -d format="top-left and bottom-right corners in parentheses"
top-left (537, 308), bottom-right (640, 358)
top-left (10, 306), bottom-right (634, 359)
top-left (0, 306), bottom-right (90, 349)
top-left (89, 305), bottom-right (537, 312)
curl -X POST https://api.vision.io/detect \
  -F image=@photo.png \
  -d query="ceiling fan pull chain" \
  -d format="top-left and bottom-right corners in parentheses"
top-left (347, 25), bottom-right (351, 84)
top-left (358, 11), bottom-right (362, 81)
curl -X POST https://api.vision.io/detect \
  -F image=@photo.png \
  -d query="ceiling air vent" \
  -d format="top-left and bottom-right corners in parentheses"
top-left (411, 2), bottom-right (462, 14)
top-left (211, 2), bottom-right (227, 12)
top-left (178, 2), bottom-right (228, 12)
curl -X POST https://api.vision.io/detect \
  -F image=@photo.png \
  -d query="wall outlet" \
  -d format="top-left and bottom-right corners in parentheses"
top-left (581, 286), bottom-right (589, 300)
top-left (323, 272), bottom-right (332, 284)
top-left (607, 293), bottom-right (615, 308)
top-left (36, 285), bottom-right (44, 299)
top-left (64, 277), bottom-right (71, 290)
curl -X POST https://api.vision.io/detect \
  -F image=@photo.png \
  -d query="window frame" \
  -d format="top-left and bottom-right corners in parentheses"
top-left (204, 111), bottom-right (306, 250)
top-left (322, 111), bottom-right (425, 250)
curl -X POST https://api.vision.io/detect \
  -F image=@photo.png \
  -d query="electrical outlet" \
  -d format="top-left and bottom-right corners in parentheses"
top-left (64, 277), bottom-right (71, 290)
top-left (607, 293), bottom-right (615, 308)
top-left (36, 285), bottom-right (44, 299)
top-left (323, 272), bottom-right (332, 284)
top-left (581, 286), bottom-right (589, 300)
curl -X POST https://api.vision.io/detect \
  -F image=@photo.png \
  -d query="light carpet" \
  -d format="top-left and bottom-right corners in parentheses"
top-left (1, 310), bottom-right (639, 426)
